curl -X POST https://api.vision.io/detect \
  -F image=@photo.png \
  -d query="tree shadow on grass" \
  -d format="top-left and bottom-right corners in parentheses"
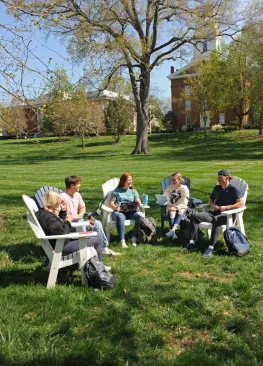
top-left (0, 242), bottom-right (84, 288)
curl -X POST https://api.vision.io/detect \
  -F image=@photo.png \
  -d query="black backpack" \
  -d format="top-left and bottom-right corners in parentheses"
top-left (138, 217), bottom-right (157, 244)
top-left (224, 226), bottom-right (250, 256)
top-left (84, 257), bottom-right (116, 289)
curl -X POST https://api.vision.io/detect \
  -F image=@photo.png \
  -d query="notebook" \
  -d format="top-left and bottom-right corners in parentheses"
top-left (155, 194), bottom-right (168, 205)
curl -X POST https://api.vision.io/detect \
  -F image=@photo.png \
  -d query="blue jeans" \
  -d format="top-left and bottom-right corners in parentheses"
top-left (169, 213), bottom-right (184, 229)
top-left (112, 211), bottom-right (143, 241)
top-left (91, 220), bottom-right (109, 249)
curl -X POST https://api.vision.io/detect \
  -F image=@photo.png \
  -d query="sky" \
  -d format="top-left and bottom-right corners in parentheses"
top-left (0, 5), bottom-right (191, 103)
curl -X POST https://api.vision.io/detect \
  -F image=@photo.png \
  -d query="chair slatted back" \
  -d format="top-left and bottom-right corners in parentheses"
top-left (230, 177), bottom-right (248, 203)
top-left (22, 194), bottom-right (46, 239)
top-left (102, 178), bottom-right (119, 199)
top-left (161, 175), bottom-right (191, 193)
top-left (34, 186), bottom-right (63, 209)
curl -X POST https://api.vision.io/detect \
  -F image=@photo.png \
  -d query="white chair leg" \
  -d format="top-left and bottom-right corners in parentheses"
top-left (207, 229), bottom-right (212, 239)
top-left (47, 239), bottom-right (64, 288)
top-left (238, 215), bottom-right (245, 236)
top-left (106, 223), bottom-right (111, 242)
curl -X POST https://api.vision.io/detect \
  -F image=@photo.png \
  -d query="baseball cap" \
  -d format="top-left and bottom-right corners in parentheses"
top-left (218, 169), bottom-right (232, 179)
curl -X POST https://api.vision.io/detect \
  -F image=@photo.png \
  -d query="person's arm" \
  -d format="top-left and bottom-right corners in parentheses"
top-left (110, 199), bottom-right (120, 211)
top-left (163, 187), bottom-right (171, 203)
top-left (47, 214), bottom-right (71, 235)
top-left (77, 206), bottom-right (86, 220)
top-left (218, 197), bottom-right (245, 212)
top-left (136, 197), bottom-right (142, 204)
top-left (133, 189), bottom-right (141, 205)
top-left (208, 197), bottom-right (220, 211)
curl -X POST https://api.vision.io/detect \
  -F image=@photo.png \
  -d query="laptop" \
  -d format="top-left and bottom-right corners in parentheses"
top-left (155, 194), bottom-right (168, 205)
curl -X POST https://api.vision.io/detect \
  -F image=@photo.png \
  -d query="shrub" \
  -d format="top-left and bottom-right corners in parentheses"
top-left (211, 124), bottom-right (224, 132)
top-left (223, 125), bottom-right (238, 132)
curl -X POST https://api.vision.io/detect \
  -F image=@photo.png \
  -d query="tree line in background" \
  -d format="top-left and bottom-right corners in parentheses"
top-left (0, 67), bottom-right (166, 148)
top-left (178, 23), bottom-right (263, 140)
top-left (0, 0), bottom-right (252, 153)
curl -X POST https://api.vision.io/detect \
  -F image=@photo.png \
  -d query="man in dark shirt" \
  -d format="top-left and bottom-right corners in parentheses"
top-left (186, 170), bottom-right (245, 257)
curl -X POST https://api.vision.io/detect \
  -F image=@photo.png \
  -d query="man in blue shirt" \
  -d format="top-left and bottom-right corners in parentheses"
top-left (186, 170), bottom-right (245, 257)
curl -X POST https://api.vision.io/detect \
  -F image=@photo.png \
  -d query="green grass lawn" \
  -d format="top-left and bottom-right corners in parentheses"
top-left (0, 130), bottom-right (263, 365)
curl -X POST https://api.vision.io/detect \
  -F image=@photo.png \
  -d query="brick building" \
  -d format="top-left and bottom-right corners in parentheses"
top-left (167, 36), bottom-right (237, 130)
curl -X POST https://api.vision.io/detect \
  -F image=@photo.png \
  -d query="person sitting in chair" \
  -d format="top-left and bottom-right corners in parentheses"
top-left (36, 191), bottom-right (107, 267)
top-left (163, 172), bottom-right (189, 240)
top-left (60, 175), bottom-right (120, 256)
top-left (110, 173), bottom-right (143, 248)
top-left (186, 169), bottom-right (245, 257)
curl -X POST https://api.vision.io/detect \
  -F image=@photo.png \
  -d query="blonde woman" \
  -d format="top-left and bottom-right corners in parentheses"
top-left (163, 172), bottom-right (189, 239)
top-left (35, 190), bottom-right (103, 261)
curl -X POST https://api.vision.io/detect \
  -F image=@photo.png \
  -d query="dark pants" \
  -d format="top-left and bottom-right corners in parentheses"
top-left (189, 211), bottom-right (227, 247)
top-left (62, 237), bottom-right (103, 261)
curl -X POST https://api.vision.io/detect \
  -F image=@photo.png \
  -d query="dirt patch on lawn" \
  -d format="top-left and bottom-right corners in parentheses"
top-left (175, 271), bottom-right (235, 282)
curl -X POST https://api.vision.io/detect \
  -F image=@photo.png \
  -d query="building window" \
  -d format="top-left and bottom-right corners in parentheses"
top-left (185, 100), bottom-right (191, 111)
top-left (185, 85), bottom-right (190, 96)
top-left (186, 115), bottom-right (191, 125)
top-left (203, 41), bottom-right (208, 53)
top-left (219, 112), bottom-right (225, 125)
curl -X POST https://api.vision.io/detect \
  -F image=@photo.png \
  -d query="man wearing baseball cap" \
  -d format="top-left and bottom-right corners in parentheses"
top-left (186, 169), bottom-right (245, 257)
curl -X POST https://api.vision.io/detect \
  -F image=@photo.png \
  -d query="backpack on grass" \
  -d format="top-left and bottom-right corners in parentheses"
top-left (224, 226), bottom-right (250, 257)
top-left (84, 257), bottom-right (116, 289)
top-left (138, 217), bottom-right (157, 244)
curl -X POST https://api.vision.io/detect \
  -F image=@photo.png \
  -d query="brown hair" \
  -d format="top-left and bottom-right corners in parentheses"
top-left (171, 172), bottom-right (185, 183)
top-left (43, 191), bottom-right (61, 210)
top-left (117, 173), bottom-right (134, 189)
top-left (65, 175), bottom-right (81, 189)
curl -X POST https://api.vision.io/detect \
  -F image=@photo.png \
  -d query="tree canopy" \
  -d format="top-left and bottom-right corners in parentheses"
top-left (4, 0), bottom-right (245, 153)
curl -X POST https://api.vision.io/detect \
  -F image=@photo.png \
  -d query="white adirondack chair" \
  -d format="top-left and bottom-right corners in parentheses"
top-left (101, 178), bottom-right (148, 242)
top-left (22, 194), bottom-right (98, 288)
top-left (34, 185), bottom-right (91, 232)
top-left (198, 176), bottom-right (248, 238)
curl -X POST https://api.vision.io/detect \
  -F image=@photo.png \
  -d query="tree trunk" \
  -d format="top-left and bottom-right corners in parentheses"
top-left (203, 116), bottom-right (207, 143)
top-left (131, 68), bottom-right (151, 155)
top-left (259, 110), bottom-right (263, 136)
top-left (81, 135), bottom-right (85, 150)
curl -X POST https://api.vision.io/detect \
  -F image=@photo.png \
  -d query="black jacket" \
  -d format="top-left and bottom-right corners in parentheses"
top-left (36, 209), bottom-right (71, 248)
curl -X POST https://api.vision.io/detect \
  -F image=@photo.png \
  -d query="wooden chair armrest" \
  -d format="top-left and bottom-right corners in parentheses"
top-left (155, 201), bottom-right (168, 207)
top-left (71, 219), bottom-right (90, 228)
top-left (140, 204), bottom-right (150, 210)
top-left (41, 232), bottom-right (98, 240)
top-left (101, 204), bottom-right (114, 213)
top-left (220, 206), bottom-right (246, 215)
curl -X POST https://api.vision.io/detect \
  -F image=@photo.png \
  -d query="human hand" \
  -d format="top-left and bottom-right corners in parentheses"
top-left (66, 215), bottom-right (73, 222)
top-left (212, 205), bottom-right (220, 211)
top-left (89, 216), bottom-right (96, 225)
top-left (219, 206), bottom-right (228, 212)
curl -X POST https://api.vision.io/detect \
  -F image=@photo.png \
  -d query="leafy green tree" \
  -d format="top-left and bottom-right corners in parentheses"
top-left (178, 53), bottom-right (224, 141)
top-left (105, 97), bottom-right (134, 143)
top-left (149, 96), bottom-right (164, 132)
top-left (6, 0), bottom-right (242, 154)
top-left (45, 87), bottom-right (105, 149)
top-left (243, 23), bottom-right (263, 135)
top-left (162, 111), bottom-right (173, 130)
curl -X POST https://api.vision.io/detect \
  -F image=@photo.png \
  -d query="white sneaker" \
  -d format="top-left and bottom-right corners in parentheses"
top-left (121, 240), bottom-right (128, 248)
top-left (104, 265), bottom-right (111, 271)
top-left (102, 247), bottom-right (121, 256)
top-left (132, 237), bottom-right (137, 247)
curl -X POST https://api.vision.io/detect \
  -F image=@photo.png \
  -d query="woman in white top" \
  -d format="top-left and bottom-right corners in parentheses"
top-left (163, 172), bottom-right (189, 239)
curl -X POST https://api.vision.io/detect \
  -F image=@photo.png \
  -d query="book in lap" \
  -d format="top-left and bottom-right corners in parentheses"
top-left (155, 195), bottom-right (168, 205)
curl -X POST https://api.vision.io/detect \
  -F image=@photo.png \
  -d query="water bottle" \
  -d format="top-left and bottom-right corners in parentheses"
top-left (142, 193), bottom-right (148, 206)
